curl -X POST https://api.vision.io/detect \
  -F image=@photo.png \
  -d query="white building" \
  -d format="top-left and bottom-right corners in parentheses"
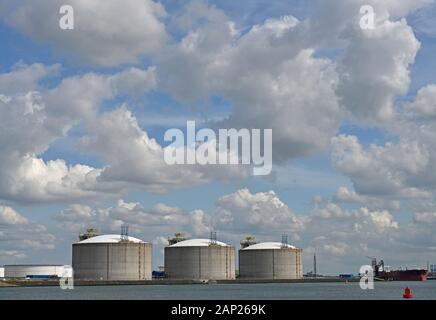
top-left (4, 265), bottom-right (70, 279)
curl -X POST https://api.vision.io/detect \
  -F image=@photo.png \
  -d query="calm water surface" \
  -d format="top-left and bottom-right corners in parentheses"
top-left (1, 281), bottom-right (435, 300)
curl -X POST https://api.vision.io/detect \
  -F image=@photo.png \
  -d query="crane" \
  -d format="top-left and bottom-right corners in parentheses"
top-left (367, 256), bottom-right (385, 274)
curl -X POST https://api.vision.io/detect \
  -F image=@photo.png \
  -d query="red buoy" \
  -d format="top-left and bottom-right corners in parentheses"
top-left (403, 287), bottom-right (413, 299)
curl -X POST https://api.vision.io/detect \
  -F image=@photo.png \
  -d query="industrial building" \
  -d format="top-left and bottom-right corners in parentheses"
top-left (72, 234), bottom-right (152, 281)
top-left (239, 242), bottom-right (303, 279)
top-left (164, 238), bottom-right (235, 280)
top-left (3, 265), bottom-right (69, 279)
top-left (0, 266), bottom-right (4, 278)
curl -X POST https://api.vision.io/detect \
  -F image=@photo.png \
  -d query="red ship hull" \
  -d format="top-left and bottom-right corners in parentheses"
top-left (377, 270), bottom-right (428, 281)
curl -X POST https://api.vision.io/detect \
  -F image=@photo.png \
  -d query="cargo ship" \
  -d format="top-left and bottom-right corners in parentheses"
top-left (371, 258), bottom-right (428, 281)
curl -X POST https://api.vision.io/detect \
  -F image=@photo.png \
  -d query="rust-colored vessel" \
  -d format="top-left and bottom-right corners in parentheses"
top-left (371, 258), bottom-right (428, 281)
top-left (377, 269), bottom-right (428, 281)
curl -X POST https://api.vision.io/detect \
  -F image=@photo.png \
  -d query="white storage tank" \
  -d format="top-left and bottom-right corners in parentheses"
top-left (0, 266), bottom-right (4, 278)
top-left (4, 265), bottom-right (67, 279)
top-left (165, 239), bottom-right (235, 280)
top-left (239, 242), bottom-right (303, 279)
top-left (72, 234), bottom-right (152, 281)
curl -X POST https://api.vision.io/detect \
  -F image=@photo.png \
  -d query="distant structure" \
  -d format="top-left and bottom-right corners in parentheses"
top-left (314, 252), bottom-right (317, 278)
top-left (239, 240), bottom-right (303, 280)
top-left (79, 228), bottom-right (99, 241)
top-left (210, 231), bottom-right (217, 245)
top-left (120, 224), bottom-right (129, 242)
top-left (164, 235), bottom-right (235, 280)
top-left (240, 236), bottom-right (257, 249)
top-left (3, 265), bottom-right (69, 279)
top-left (281, 234), bottom-right (288, 247)
top-left (168, 232), bottom-right (187, 246)
top-left (0, 266), bottom-right (4, 278)
top-left (72, 228), bottom-right (152, 281)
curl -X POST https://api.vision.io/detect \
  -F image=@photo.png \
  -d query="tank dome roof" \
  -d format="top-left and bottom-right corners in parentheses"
top-left (76, 234), bottom-right (146, 244)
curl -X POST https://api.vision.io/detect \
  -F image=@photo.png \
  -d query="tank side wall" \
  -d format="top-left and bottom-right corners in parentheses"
top-left (165, 246), bottom-right (235, 280)
top-left (73, 244), bottom-right (109, 280)
top-left (240, 249), bottom-right (303, 279)
top-left (239, 250), bottom-right (274, 279)
top-left (165, 247), bottom-right (200, 279)
top-left (73, 243), bottom-right (152, 281)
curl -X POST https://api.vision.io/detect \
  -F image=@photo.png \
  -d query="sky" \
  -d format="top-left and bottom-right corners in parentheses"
top-left (1, 0), bottom-right (436, 275)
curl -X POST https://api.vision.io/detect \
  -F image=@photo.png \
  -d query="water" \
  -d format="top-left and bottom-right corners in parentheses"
top-left (0, 282), bottom-right (435, 300)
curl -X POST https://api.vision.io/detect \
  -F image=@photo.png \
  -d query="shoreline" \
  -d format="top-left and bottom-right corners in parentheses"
top-left (1, 277), bottom-right (359, 288)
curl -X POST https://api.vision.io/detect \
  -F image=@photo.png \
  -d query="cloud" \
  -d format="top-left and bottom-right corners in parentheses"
top-left (309, 0), bottom-right (432, 45)
top-left (0, 65), bottom-right (203, 202)
top-left (320, 243), bottom-right (349, 257)
top-left (79, 105), bottom-right (248, 193)
top-left (158, 9), bottom-right (342, 162)
top-left (329, 75), bottom-right (436, 216)
top-left (0, 206), bottom-right (28, 225)
top-left (156, 0), bottom-right (427, 162)
top-left (111, 67), bottom-right (157, 97)
top-left (0, 62), bottom-right (60, 95)
top-left (2, 0), bottom-right (167, 67)
top-left (405, 84), bottom-right (436, 119)
top-left (414, 211), bottom-right (436, 224)
top-left (336, 18), bottom-right (420, 122)
top-left (356, 207), bottom-right (399, 231)
top-left (311, 202), bottom-right (399, 231)
top-left (56, 199), bottom-right (212, 237)
top-left (0, 62), bottom-right (250, 204)
top-left (0, 206), bottom-right (56, 262)
top-left (331, 134), bottom-right (433, 198)
top-left (302, 200), bottom-right (423, 272)
top-left (0, 64), bottom-right (116, 203)
top-left (0, 250), bottom-right (27, 260)
top-left (408, 2), bottom-right (436, 37)
top-left (334, 186), bottom-right (401, 210)
top-left (213, 188), bottom-right (305, 237)
top-left (312, 201), bottom-right (352, 219)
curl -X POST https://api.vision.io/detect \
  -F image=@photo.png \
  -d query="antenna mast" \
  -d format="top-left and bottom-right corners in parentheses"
top-left (210, 231), bottom-right (217, 245)
top-left (121, 224), bottom-right (129, 242)
top-left (281, 234), bottom-right (288, 248)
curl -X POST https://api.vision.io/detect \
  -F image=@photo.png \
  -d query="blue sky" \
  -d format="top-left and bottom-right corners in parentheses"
top-left (1, 0), bottom-right (436, 274)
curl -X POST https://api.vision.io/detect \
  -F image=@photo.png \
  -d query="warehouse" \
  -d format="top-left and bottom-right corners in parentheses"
top-left (239, 242), bottom-right (303, 280)
top-left (165, 238), bottom-right (235, 280)
top-left (72, 234), bottom-right (152, 281)
top-left (3, 265), bottom-right (68, 279)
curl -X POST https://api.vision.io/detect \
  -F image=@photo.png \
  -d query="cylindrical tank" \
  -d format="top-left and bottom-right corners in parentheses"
top-left (165, 239), bottom-right (235, 280)
top-left (72, 234), bottom-right (152, 280)
top-left (4, 265), bottom-right (67, 278)
top-left (239, 242), bottom-right (303, 279)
